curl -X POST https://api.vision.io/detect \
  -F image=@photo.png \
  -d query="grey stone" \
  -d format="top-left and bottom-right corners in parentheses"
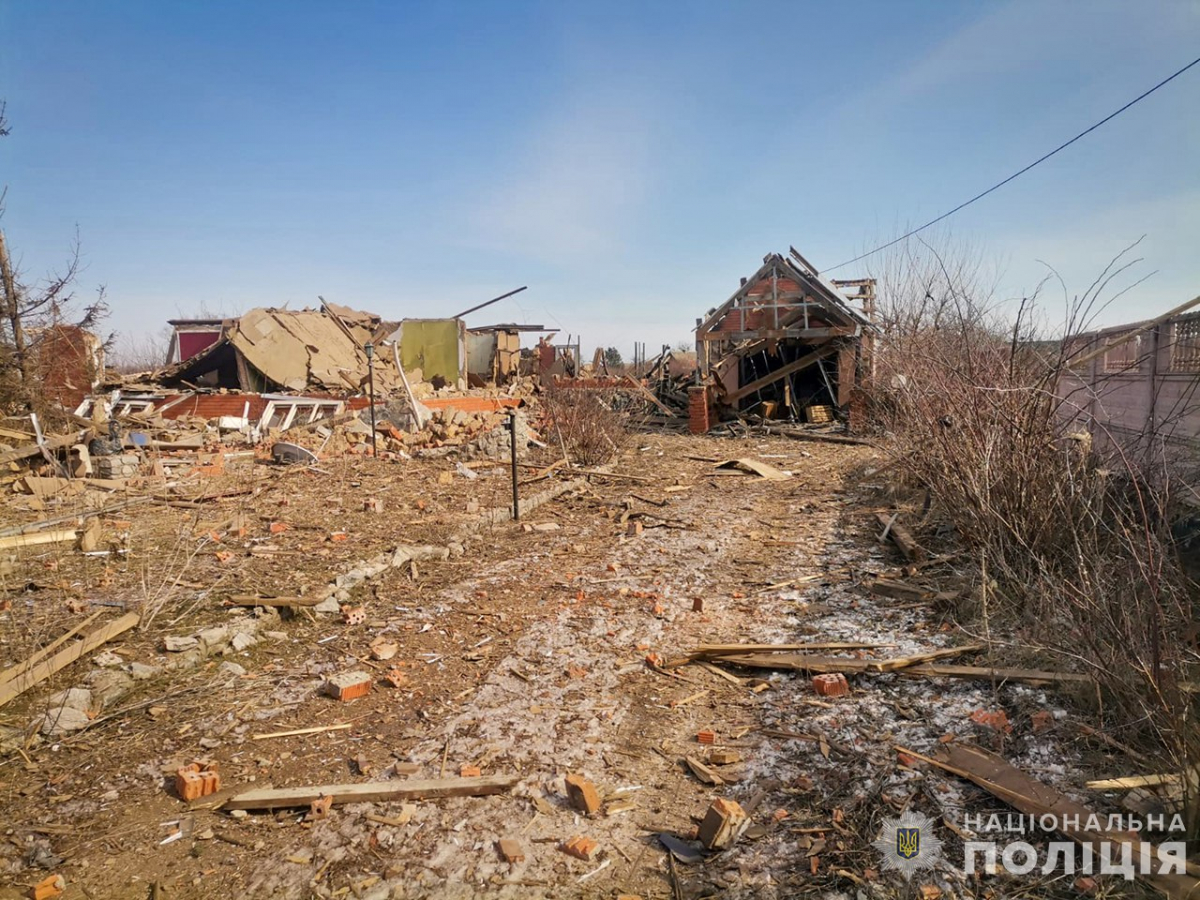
top-left (41, 705), bottom-right (91, 735)
top-left (219, 661), bottom-right (247, 678)
top-left (126, 662), bottom-right (158, 680)
top-left (231, 632), bottom-right (257, 652)
top-left (48, 687), bottom-right (93, 711)
top-left (163, 635), bottom-right (199, 652)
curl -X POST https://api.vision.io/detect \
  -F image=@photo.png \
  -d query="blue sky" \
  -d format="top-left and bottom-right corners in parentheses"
top-left (2, 1), bottom-right (1198, 358)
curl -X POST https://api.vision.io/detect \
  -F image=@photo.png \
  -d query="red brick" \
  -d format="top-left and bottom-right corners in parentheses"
top-left (696, 729), bottom-right (716, 745)
top-left (460, 764), bottom-right (482, 777)
top-left (325, 671), bottom-right (372, 701)
top-left (341, 606), bottom-right (366, 626)
top-left (565, 774), bottom-right (602, 814)
top-left (1030, 710), bottom-right (1054, 733)
top-left (560, 835), bottom-right (598, 861)
top-left (812, 673), bottom-right (850, 697)
top-left (269, 521), bottom-right (290, 534)
top-left (30, 874), bottom-right (65, 900)
top-left (175, 762), bottom-right (220, 801)
top-left (497, 838), bottom-right (525, 863)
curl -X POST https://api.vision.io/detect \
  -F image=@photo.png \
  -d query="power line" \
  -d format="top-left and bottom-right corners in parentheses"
top-left (826, 54), bottom-right (1200, 273)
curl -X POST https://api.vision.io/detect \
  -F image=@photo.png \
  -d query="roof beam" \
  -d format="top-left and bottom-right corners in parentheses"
top-left (724, 344), bottom-right (839, 404)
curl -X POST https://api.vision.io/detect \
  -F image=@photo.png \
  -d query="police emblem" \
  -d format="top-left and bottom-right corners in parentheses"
top-left (873, 810), bottom-right (944, 880)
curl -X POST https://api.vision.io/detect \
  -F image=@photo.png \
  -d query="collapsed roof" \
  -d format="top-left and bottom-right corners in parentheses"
top-left (156, 303), bottom-right (403, 393)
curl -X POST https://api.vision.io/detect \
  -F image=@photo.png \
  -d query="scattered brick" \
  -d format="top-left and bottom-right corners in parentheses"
top-left (626, 521), bottom-right (643, 536)
top-left (812, 673), bottom-right (850, 697)
top-left (341, 607), bottom-right (366, 626)
top-left (460, 765), bottom-right (482, 777)
top-left (363, 497), bottom-right (383, 514)
top-left (565, 774), bottom-right (602, 815)
top-left (708, 749), bottom-right (741, 765)
top-left (30, 874), bottom-right (65, 900)
top-left (699, 798), bottom-right (747, 850)
top-left (268, 521), bottom-right (290, 534)
top-left (381, 667), bottom-right (408, 688)
top-left (1030, 710), bottom-right (1054, 733)
top-left (560, 835), bottom-right (598, 861)
top-left (325, 671), bottom-right (372, 702)
top-left (969, 708), bottom-right (1012, 733)
top-left (310, 794), bottom-right (333, 820)
top-left (696, 729), bottom-right (716, 745)
top-left (329, 531), bottom-right (349, 542)
top-left (175, 762), bottom-right (220, 801)
top-left (497, 838), bottom-right (525, 863)
top-left (692, 597), bottom-right (704, 612)
top-left (897, 751), bottom-right (919, 768)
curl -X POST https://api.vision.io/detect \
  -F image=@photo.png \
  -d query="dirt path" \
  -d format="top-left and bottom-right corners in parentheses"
top-left (0, 434), bottom-right (1091, 900)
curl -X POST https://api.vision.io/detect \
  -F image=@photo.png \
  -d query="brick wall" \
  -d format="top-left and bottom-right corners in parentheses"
top-left (688, 385), bottom-right (711, 434)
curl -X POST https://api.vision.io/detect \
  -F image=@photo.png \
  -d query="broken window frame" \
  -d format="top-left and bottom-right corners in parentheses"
top-left (260, 397), bottom-right (344, 431)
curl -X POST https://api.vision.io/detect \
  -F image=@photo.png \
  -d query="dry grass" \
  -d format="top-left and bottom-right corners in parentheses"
top-left (866, 239), bottom-right (1200, 844)
top-left (539, 384), bottom-right (632, 467)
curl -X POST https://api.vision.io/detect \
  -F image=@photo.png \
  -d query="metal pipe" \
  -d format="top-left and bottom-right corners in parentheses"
top-left (453, 286), bottom-right (528, 320)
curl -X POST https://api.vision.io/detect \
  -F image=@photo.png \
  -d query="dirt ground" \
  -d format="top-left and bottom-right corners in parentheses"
top-left (0, 433), bottom-right (1141, 899)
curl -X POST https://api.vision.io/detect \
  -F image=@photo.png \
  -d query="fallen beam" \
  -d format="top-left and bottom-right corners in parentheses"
top-left (223, 774), bottom-right (521, 810)
top-left (759, 426), bottom-right (874, 447)
top-left (0, 612), bottom-right (103, 687)
top-left (724, 345), bottom-right (839, 404)
top-left (0, 612), bottom-right (140, 708)
top-left (875, 512), bottom-right (924, 562)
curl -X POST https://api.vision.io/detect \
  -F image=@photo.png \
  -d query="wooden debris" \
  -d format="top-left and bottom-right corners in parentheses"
top-left (901, 743), bottom-right (1200, 900)
top-left (252, 723), bottom-right (352, 741)
top-left (226, 594), bottom-right (322, 608)
top-left (875, 512), bottom-right (924, 561)
top-left (0, 612), bottom-right (140, 708)
top-left (699, 798), bottom-right (746, 850)
top-left (0, 612), bottom-right (102, 687)
top-left (714, 458), bottom-right (790, 481)
top-left (1086, 774), bottom-right (1184, 791)
top-left (222, 774), bottom-right (521, 810)
top-left (684, 756), bottom-right (725, 786)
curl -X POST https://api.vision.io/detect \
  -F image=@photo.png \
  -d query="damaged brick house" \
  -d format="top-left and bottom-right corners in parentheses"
top-left (691, 249), bottom-right (874, 431)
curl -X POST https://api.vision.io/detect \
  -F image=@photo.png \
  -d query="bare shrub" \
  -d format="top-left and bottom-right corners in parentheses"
top-left (867, 237), bottom-right (1200, 844)
top-left (540, 384), bottom-right (631, 467)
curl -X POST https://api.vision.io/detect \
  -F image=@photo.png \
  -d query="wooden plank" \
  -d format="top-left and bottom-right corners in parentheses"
top-left (622, 375), bottom-right (677, 417)
top-left (0, 429), bottom-right (90, 466)
top-left (711, 652), bottom-right (1086, 686)
top-left (0, 528), bottom-right (79, 551)
top-left (906, 743), bottom-right (1200, 899)
top-left (869, 643), bottom-right (985, 672)
top-left (0, 612), bottom-right (140, 708)
top-left (225, 594), bottom-right (323, 608)
top-left (1085, 774), bottom-right (1183, 791)
top-left (899, 663), bottom-right (1089, 686)
top-left (725, 345), bottom-right (839, 403)
top-left (0, 611), bottom-right (104, 686)
top-left (223, 774), bottom-right (521, 810)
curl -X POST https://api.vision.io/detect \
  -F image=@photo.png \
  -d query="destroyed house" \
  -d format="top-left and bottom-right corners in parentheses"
top-left (156, 303), bottom-right (403, 394)
top-left (695, 250), bottom-right (873, 424)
